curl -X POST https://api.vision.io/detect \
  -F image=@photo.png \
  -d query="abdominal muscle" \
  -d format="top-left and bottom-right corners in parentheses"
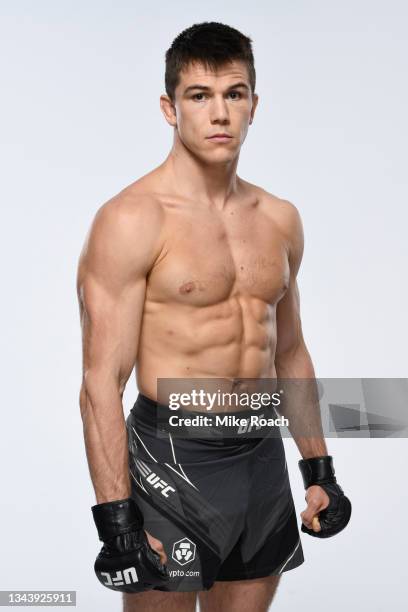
top-left (135, 292), bottom-right (279, 409)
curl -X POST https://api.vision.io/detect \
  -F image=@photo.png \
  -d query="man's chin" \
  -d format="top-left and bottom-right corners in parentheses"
top-left (199, 150), bottom-right (239, 166)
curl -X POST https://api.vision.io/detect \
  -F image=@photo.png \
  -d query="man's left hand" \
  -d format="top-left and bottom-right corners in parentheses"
top-left (298, 456), bottom-right (352, 538)
top-left (300, 482), bottom-right (352, 538)
top-left (300, 484), bottom-right (329, 533)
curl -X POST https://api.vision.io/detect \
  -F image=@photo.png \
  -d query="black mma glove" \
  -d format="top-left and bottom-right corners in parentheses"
top-left (91, 497), bottom-right (169, 592)
top-left (298, 455), bottom-right (352, 538)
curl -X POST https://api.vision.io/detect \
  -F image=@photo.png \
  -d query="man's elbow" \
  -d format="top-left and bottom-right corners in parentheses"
top-left (275, 338), bottom-right (304, 362)
top-left (275, 340), bottom-right (314, 374)
top-left (79, 369), bottom-right (122, 416)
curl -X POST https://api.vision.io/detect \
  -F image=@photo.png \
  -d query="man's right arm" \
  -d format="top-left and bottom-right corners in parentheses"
top-left (76, 193), bottom-right (163, 504)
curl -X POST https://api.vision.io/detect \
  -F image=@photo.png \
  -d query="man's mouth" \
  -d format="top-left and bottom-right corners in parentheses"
top-left (207, 134), bottom-right (233, 141)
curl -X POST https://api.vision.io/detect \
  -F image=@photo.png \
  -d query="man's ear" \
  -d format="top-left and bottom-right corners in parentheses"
top-left (249, 93), bottom-right (259, 125)
top-left (160, 95), bottom-right (177, 127)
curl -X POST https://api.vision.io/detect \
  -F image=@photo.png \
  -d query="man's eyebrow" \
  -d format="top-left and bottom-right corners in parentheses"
top-left (183, 82), bottom-right (250, 94)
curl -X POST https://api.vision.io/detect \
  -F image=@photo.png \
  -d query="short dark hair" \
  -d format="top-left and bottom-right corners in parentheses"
top-left (165, 21), bottom-right (256, 101)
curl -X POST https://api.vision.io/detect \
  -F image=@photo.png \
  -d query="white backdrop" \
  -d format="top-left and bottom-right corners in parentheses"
top-left (1, 1), bottom-right (407, 610)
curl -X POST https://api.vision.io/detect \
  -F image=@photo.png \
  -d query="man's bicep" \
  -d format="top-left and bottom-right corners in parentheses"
top-left (275, 278), bottom-right (304, 361)
top-left (79, 272), bottom-right (146, 388)
top-left (275, 201), bottom-right (305, 360)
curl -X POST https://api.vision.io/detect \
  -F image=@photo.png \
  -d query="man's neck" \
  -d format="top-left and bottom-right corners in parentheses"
top-left (161, 137), bottom-right (240, 210)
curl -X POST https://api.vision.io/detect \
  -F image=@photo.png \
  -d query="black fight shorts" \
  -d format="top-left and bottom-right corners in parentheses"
top-left (126, 393), bottom-right (304, 592)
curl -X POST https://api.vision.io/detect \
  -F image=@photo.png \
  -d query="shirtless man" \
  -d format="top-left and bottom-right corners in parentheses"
top-left (77, 21), bottom-right (351, 612)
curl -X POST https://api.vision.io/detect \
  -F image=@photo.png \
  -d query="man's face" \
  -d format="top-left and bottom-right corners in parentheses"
top-left (165, 60), bottom-right (258, 164)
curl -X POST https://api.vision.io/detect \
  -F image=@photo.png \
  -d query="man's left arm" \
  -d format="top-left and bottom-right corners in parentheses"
top-left (274, 202), bottom-right (327, 459)
top-left (274, 202), bottom-right (352, 538)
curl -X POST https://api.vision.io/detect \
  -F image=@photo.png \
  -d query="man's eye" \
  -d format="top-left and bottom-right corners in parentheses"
top-left (192, 93), bottom-right (207, 101)
top-left (229, 91), bottom-right (242, 99)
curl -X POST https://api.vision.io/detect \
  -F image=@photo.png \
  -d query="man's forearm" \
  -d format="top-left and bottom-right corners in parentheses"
top-left (79, 375), bottom-right (131, 504)
top-left (275, 343), bottom-right (328, 459)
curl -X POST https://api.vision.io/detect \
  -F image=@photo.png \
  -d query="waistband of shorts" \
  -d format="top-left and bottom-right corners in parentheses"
top-left (132, 392), bottom-right (278, 418)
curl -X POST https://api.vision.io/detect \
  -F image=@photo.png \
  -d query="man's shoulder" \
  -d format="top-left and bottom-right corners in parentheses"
top-left (260, 188), bottom-right (304, 264)
top-left (241, 179), bottom-right (302, 227)
top-left (96, 178), bottom-right (164, 229)
top-left (81, 178), bottom-right (165, 274)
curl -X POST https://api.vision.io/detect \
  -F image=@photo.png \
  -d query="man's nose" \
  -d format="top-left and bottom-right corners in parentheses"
top-left (209, 95), bottom-right (230, 124)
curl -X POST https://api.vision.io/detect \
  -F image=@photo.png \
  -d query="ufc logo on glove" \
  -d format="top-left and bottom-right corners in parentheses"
top-left (100, 567), bottom-right (139, 587)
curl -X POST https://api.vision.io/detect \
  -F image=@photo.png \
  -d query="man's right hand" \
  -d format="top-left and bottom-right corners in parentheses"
top-left (91, 497), bottom-right (169, 593)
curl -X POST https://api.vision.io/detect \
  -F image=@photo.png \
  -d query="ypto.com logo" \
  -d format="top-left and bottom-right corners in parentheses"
top-left (172, 537), bottom-right (196, 566)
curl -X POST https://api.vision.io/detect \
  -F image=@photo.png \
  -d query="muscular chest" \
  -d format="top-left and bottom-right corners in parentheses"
top-left (148, 205), bottom-right (290, 307)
